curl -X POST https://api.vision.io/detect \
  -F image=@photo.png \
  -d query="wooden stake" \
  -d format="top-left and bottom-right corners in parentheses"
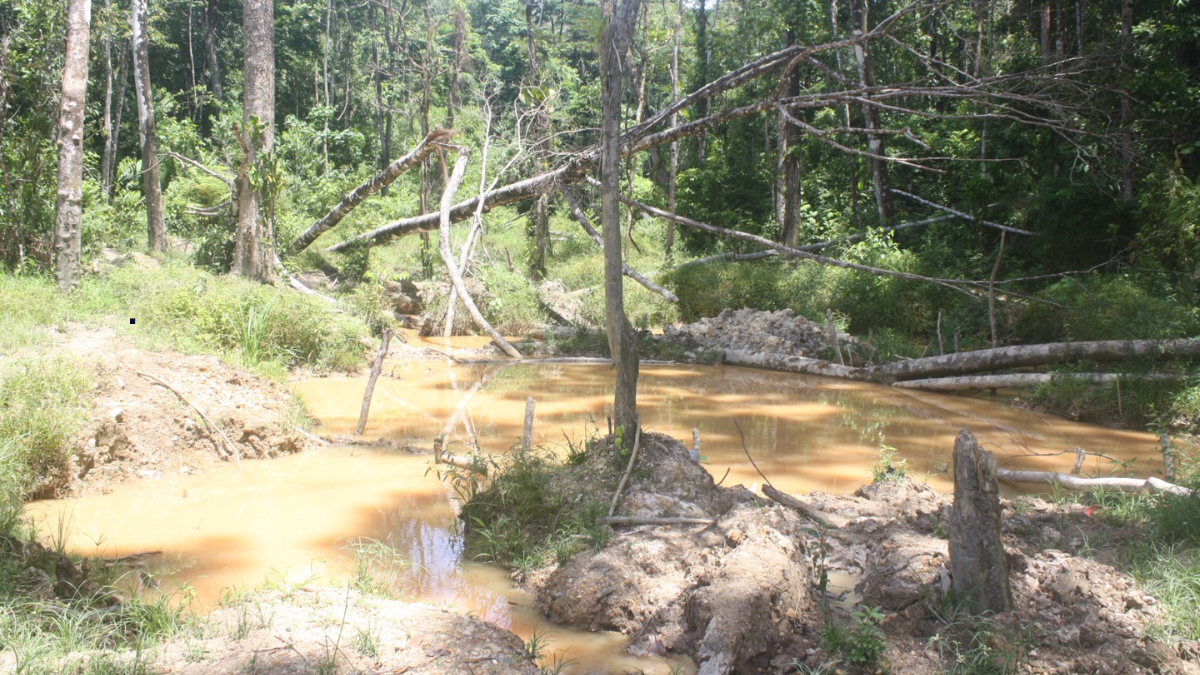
top-left (522, 396), bottom-right (535, 449)
top-left (355, 327), bottom-right (392, 435)
top-left (691, 427), bottom-right (701, 463)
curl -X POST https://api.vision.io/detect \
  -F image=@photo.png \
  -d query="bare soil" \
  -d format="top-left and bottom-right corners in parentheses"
top-left (37, 324), bottom-right (311, 498)
top-left (529, 434), bottom-right (1200, 675)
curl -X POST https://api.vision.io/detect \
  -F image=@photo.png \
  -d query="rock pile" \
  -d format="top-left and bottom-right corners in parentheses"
top-left (663, 308), bottom-right (834, 359)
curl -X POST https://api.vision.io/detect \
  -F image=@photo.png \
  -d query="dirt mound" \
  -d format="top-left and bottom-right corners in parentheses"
top-left (663, 308), bottom-right (834, 359)
top-left (530, 434), bottom-right (810, 675)
top-left (43, 326), bottom-right (311, 498)
top-left (152, 588), bottom-right (538, 675)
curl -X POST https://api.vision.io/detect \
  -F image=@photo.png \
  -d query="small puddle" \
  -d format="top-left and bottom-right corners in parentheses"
top-left (29, 362), bottom-right (1163, 672)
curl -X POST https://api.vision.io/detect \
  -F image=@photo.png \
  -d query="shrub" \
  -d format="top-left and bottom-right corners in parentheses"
top-left (1012, 275), bottom-right (1200, 344)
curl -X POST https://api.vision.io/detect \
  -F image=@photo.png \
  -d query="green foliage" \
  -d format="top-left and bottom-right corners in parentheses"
top-left (0, 357), bottom-right (93, 502)
top-left (870, 440), bottom-right (908, 484)
top-left (820, 605), bottom-right (888, 669)
top-left (1012, 275), bottom-right (1200, 344)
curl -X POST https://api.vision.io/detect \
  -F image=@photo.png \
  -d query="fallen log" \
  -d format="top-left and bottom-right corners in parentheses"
top-left (877, 339), bottom-right (1200, 382)
top-left (762, 484), bottom-right (832, 528)
top-left (891, 371), bottom-right (1179, 391)
top-left (287, 127), bottom-right (455, 255)
top-left (996, 468), bottom-right (1193, 496)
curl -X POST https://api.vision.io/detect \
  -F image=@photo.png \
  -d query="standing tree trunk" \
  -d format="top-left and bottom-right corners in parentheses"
top-left (203, 0), bottom-right (223, 101)
top-left (100, 0), bottom-right (114, 196)
top-left (778, 30), bottom-right (803, 247)
top-left (695, 0), bottom-right (709, 165)
top-left (1119, 0), bottom-right (1134, 201)
top-left (104, 39), bottom-right (130, 198)
top-left (132, 0), bottom-right (166, 251)
top-left (600, 0), bottom-right (643, 445)
top-left (949, 430), bottom-right (1012, 614)
top-left (233, 0), bottom-right (275, 281)
top-left (850, 0), bottom-right (890, 225)
top-left (525, 0), bottom-right (550, 280)
top-left (54, 0), bottom-right (93, 292)
top-left (664, 0), bottom-right (682, 257)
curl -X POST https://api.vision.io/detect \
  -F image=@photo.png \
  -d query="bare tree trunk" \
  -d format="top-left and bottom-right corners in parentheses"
top-left (950, 430), bottom-right (1012, 614)
top-left (600, 0), bottom-right (643, 444)
top-left (234, 0), bottom-right (275, 281)
top-left (987, 231), bottom-right (1006, 348)
top-left (204, 0), bottom-right (223, 100)
top-left (355, 327), bottom-right (393, 435)
top-left (445, 9), bottom-right (465, 129)
top-left (830, 0), bottom-right (862, 229)
top-left (0, 34), bottom-right (15, 218)
top-left (851, 0), bottom-right (890, 224)
top-left (665, 0), bottom-right (682, 257)
top-left (525, 0), bottom-right (549, 281)
top-left (1119, 0), bottom-right (1134, 201)
top-left (100, 0), bottom-right (113, 194)
top-left (1041, 4), bottom-right (1053, 63)
top-left (132, 0), bottom-right (166, 251)
top-left (778, 30), bottom-right (802, 247)
top-left (695, 0), bottom-right (709, 165)
top-left (102, 39), bottom-right (129, 199)
top-left (54, 0), bottom-right (93, 292)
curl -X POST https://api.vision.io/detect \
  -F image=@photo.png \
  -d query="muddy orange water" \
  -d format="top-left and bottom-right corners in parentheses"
top-left (29, 362), bottom-right (1163, 673)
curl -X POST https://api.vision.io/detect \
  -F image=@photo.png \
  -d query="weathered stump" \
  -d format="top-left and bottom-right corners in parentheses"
top-left (949, 429), bottom-right (1011, 613)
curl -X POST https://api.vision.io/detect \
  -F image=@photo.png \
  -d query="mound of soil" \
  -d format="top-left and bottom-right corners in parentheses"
top-left (107, 588), bottom-right (539, 675)
top-left (662, 308), bottom-right (834, 360)
top-left (40, 326), bottom-right (312, 498)
top-left (526, 434), bottom-right (1198, 674)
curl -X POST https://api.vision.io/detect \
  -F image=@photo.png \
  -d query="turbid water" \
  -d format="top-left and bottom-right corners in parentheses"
top-left (28, 360), bottom-right (1163, 673)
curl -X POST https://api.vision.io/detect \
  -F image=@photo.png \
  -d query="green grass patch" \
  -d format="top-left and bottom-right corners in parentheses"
top-left (453, 440), bottom-right (617, 576)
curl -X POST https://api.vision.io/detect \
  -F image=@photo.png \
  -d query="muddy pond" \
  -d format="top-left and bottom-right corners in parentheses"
top-left (29, 360), bottom-right (1162, 673)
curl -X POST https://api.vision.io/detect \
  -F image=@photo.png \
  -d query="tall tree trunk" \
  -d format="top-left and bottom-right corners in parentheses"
top-left (830, 0), bottom-right (862, 229)
top-left (665, 0), bottom-right (681, 257)
top-left (695, 0), bottom-right (708, 165)
top-left (204, 0), bottom-right (223, 100)
top-left (132, 0), bottom-right (166, 251)
top-left (101, 0), bottom-right (113, 196)
top-left (1041, 4), bottom-right (1052, 64)
top-left (851, 0), bottom-right (890, 224)
top-left (526, 0), bottom-right (549, 280)
top-left (600, 0), bottom-right (643, 445)
top-left (1119, 0), bottom-right (1134, 201)
top-left (102, 39), bottom-right (129, 199)
top-left (445, 8), bottom-right (465, 129)
top-left (778, 30), bottom-right (802, 247)
top-left (0, 33), bottom-right (16, 219)
top-left (234, 0), bottom-right (275, 281)
top-left (54, 0), bottom-right (93, 292)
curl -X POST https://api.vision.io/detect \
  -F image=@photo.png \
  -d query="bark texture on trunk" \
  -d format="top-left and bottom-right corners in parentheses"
top-left (54, 0), bottom-right (93, 292)
top-left (204, 0), bottom-right (223, 100)
top-left (949, 430), bottom-right (1011, 614)
top-left (851, 0), bottom-right (890, 224)
top-left (778, 30), bottom-right (803, 247)
top-left (1119, 0), bottom-right (1135, 201)
top-left (101, 38), bottom-right (128, 198)
top-left (665, 0), bottom-right (682, 256)
top-left (132, 0), bottom-right (166, 251)
top-left (234, 0), bottom-right (275, 281)
top-left (600, 0), bottom-right (644, 442)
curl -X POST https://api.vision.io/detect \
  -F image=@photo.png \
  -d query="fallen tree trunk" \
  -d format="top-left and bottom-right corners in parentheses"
top-left (996, 468), bottom-right (1192, 496)
top-left (762, 484), bottom-right (832, 528)
top-left (288, 127), bottom-right (455, 255)
top-left (436, 150), bottom-right (522, 359)
top-left (561, 187), bottom-right (678, 303)
top-left (877, 339), bottom-right (1200, 382)
top-left (892, 371), bottom-right (1179, 391)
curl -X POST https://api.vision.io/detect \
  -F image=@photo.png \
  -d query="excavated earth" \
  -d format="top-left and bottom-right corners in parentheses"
top-left (661, 307), bottom-right (837, 360)
top-left (525, 434), bottom-right (1200, 674)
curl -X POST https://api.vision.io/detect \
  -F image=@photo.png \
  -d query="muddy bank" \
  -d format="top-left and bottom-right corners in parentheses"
top-left (508, 433), bottom-right (1198, 674)
top-left (38, 326), bottom-right (312, 498)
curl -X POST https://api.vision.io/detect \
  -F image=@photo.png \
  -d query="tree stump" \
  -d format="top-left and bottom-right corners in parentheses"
top-left (949, 429), bottom-right (1011, 613)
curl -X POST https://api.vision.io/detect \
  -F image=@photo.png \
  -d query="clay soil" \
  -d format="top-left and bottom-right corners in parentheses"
top-left (525, 434), bottom-right (1200, 675)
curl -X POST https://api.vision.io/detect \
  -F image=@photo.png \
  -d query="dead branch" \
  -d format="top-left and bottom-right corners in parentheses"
top-left (561, 187), bottom-right (678, 303)
top-left (996, 468), bottom-right (1192, 496)
top-left (355, 327), bottom-right (392, 436)
top-left (608, 421), bottom-right (643, 518)
top-left (597, 516), bottom-right (715, 526)
top-left (762, 484), bottom-right (833, 529)
top-left (136, 370), bottom-right (240, 467)
top-left (892, 372), bottom-right (1179, 391)
top-left (891, 189), bottom-right (1038, 236)
top-left (437, 150), bottom-right (522, 359)
top-left (287, 126), bottom-right (456, 255)
top-left (165, 150), bottom-right (234, 186)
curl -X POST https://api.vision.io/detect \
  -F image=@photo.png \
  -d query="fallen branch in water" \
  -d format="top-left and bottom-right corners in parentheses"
top-left (995, 468), bottom-right (1192, 496)
top-left (136, 370), bottom-right (240, 467)
top-left (892, 372), bottom-right (1179, 391)
top-left (597, 516), bottom-right (715, 526)
top-left (355, 327), bottom-right (392, 435)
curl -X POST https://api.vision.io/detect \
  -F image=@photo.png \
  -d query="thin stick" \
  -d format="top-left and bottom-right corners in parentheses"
top-left (597, 516), bottom-right (713, 526)
top-left (763, 484), bottom-right (832, 528)
top-left (355, 327), bottom-right (392, 435)
top-left (522, 397), bottom-right (535, 449)
top-left (608, 419), bottom-right (643, 518)
top-left (732, 417), bottom-right (771, 488)
top-left (136, 370), bottom-right (240, 467)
